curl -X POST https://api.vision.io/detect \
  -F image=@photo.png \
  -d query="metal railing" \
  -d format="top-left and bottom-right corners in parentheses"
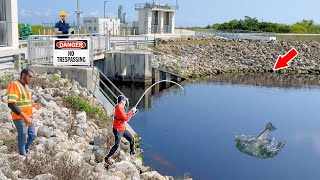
top-left (92, 66), bottom-right (126, 107)
top-left (135, 3), bottom-right (178, 11)
top-left (195, 30), bottom-right (276, 40)
top-left (0, 56), bottom-right (14, 63)
top-left (27, 34), bottom-right (149, 65)
top-left (0, 21), bottom-right (7, 46)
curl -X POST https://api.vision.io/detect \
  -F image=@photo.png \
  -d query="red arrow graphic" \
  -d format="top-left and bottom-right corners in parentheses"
top-left (273, 48), bottom-right (298, 70)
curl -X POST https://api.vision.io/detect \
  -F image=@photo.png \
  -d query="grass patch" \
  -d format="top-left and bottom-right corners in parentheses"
top-left (51, 74), bottom-right (61, 82)
top-left (276, 34), bottom-right (320, 42)
top-left (64, 96), bottom-right (107, 119)
top-left (63, 96), bottom-right (112, 128)
top-left (137, 155), bottom-right (143, 163)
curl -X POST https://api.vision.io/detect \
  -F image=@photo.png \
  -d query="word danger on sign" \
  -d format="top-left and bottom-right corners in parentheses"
top-left (53, 39), bottom-right (90, 66)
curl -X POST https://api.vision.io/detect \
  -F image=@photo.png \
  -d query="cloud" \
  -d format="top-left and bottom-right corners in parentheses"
top-left (44, 9), bottom-right (52, 17)
top-left (89, 10), bottom-right (99, 17)
top-left (20, 9), bottom-right (32, 18)
top-left (34, 11), bottom-right (42, 16)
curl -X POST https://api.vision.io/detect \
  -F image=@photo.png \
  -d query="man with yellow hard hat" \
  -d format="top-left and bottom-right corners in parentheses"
top-left (54, 11), bottom-right (72, 38)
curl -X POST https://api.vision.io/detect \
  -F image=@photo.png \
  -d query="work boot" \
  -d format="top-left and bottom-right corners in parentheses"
top-left (105, 157), bottom-right (115, 165)
top-left (130, 151), bottom-right (137, 156)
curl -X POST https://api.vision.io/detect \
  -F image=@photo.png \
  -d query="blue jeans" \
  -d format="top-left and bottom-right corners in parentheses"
top-left (13, 120), bottom-right (36, 156)
top-left (106, 128), bottom-right (135, 158)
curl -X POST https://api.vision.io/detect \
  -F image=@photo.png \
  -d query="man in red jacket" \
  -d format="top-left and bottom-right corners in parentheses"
top-left (105, 95), bottom-right (137, 165)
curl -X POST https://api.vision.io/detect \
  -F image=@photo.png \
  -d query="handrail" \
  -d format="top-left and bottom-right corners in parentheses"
top-left (91, 66), bottom-right (127, 108)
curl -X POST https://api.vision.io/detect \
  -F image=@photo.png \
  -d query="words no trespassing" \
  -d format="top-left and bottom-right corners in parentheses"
top-left (57, 57), bottom-right (86, 62)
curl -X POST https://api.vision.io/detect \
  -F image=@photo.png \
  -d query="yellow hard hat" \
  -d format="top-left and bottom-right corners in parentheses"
top-left (59, 11), bottom-right (67, 17)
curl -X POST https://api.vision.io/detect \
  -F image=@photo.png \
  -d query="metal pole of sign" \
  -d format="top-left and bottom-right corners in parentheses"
top-left (90, 35), bottom-right (94, 67)
top-left (104, 1), bottom-right (108, 18)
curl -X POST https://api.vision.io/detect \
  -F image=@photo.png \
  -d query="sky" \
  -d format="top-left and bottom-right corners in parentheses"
top-left (17, 0), bottom-right (320, 27)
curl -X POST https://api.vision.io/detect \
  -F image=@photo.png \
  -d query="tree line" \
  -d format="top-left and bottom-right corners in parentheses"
top-left (183, 16), bottom-right (320, 34)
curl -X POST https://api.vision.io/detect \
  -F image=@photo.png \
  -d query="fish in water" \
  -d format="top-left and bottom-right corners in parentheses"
top-left (235, 122), bottom-right (285, 159)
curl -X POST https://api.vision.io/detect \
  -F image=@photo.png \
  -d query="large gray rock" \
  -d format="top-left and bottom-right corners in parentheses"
top-left (93, 134), bottom-right (108, 147)
top-left (76, 111), bottom-right (87, 124)
top-left (94, 148), bottom-right (105, 163)
top-left (108, 161), bottom-right (139, 179)
top-left (0, 166), bottom-right (18, 180)
top-left (76, 127), bottom-right (86, 137)
top-left (35, 96), bottom-right (48, 107)
top-left (34, 173), bottom-right (57, 180)
top-left (1, 122), bottom-right (15, 132)
top-left (140, 171), bottom-right (167, 180)
top-left (42, 94), bottom-right (54, 102)
top-left (37, 126), bottom-right (54, 138)
top-left (0, 89), bottom-right (7, 97)
top-left (0, 171), bottom-right (9, 180)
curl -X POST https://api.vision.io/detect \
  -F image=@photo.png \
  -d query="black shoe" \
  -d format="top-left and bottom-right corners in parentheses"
top-left (130, 152), bottom-right (136, 156)
top-left (105, 157), bottom-right (115, 165)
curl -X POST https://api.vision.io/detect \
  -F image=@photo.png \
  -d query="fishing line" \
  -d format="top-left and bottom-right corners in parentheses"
top-left (133, 80), bottom-right (186, 108)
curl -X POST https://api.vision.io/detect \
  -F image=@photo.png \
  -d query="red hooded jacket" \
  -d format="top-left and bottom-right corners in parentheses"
top-left (113, 104), bottom-right (134, 132)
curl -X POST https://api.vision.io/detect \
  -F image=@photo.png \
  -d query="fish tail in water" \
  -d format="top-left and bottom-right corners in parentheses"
top-left (266, 122), bottom-right (276, 131)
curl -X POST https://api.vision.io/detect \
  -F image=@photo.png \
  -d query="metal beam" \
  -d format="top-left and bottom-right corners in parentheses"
top-left (0, 56), bottom-right (14, 63)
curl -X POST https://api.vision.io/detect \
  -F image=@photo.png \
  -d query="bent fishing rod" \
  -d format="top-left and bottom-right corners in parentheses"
top-left (133, 80), bottom-right (186, 108)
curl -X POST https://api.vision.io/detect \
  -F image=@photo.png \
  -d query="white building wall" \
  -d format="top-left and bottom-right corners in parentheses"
top-left (136, 3), bottom-right (177, 35)
top-left (1, 0), bottom-right (18, 49)
top-left (83, 18), bottom-right (120, 35)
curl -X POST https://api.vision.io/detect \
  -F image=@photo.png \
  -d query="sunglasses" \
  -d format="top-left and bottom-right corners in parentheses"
top-left (27, 74), bottom-right (33, 78)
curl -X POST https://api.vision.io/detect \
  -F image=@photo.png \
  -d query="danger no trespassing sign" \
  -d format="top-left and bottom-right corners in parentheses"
top-left (53, 39), bottom-right (90, 66)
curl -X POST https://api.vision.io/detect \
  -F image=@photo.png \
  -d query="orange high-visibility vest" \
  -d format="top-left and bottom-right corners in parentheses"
top-left (7, 81), bottom-right (32, 120)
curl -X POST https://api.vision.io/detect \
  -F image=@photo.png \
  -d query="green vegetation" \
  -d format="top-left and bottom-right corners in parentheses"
top-left (184, 16), bottom-right (320, 34)
top-left (18, 24), bottom-right (53, 36)
top-left (51, 74), bottom-right (61, 82)
top-left (0, 74), bottom-right (12, 84)
top-left (276, 34), bottom-right (320, 42)
top-left (64, 96), bottom-right (109, 121)
top-left (137, 155), bottom-right (143, 162)
top-left (0, 74), bottom-right (13, 90)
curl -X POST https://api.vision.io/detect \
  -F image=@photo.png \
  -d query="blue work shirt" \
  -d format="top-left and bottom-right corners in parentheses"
top-left (55, 20), bottom-right (70, 38)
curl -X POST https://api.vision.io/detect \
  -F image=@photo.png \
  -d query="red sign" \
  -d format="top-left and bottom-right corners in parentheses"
top-left (55, 40), bottom-right (87, 49)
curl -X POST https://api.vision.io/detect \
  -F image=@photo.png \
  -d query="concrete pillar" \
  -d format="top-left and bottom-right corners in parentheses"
top-left (6, 0), bottom-right (18, 49)
top-left (159, 11), bottom-right (164, 34)
top-left (152, 68), bottom-right (160, 82)
top-left (107, 52), bottom-right (152, 83)
top-left (138, 10), bottom-right (145, 34)
top-left (170, 12), bottom-right (175, 34)
top-left (147, 10), bottom-right (152, 34)
top-left (153, 83), bottom-right (160, 95)
top-left (134, 41), bottom-right (138, 49)
top-left (165, 72), bottom-right (171, 88)
top-left (13, 54), bottom-right (21, 71)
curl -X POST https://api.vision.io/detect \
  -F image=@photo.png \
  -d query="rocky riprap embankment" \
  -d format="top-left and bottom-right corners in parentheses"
top-left (0, 70), bottom-right (189, 180)
top-left (152, 37), bottom-right (320, 78)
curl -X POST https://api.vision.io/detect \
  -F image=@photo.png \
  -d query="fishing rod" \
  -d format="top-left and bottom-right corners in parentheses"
top-left (133, 80), bottom-right (186, 108)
